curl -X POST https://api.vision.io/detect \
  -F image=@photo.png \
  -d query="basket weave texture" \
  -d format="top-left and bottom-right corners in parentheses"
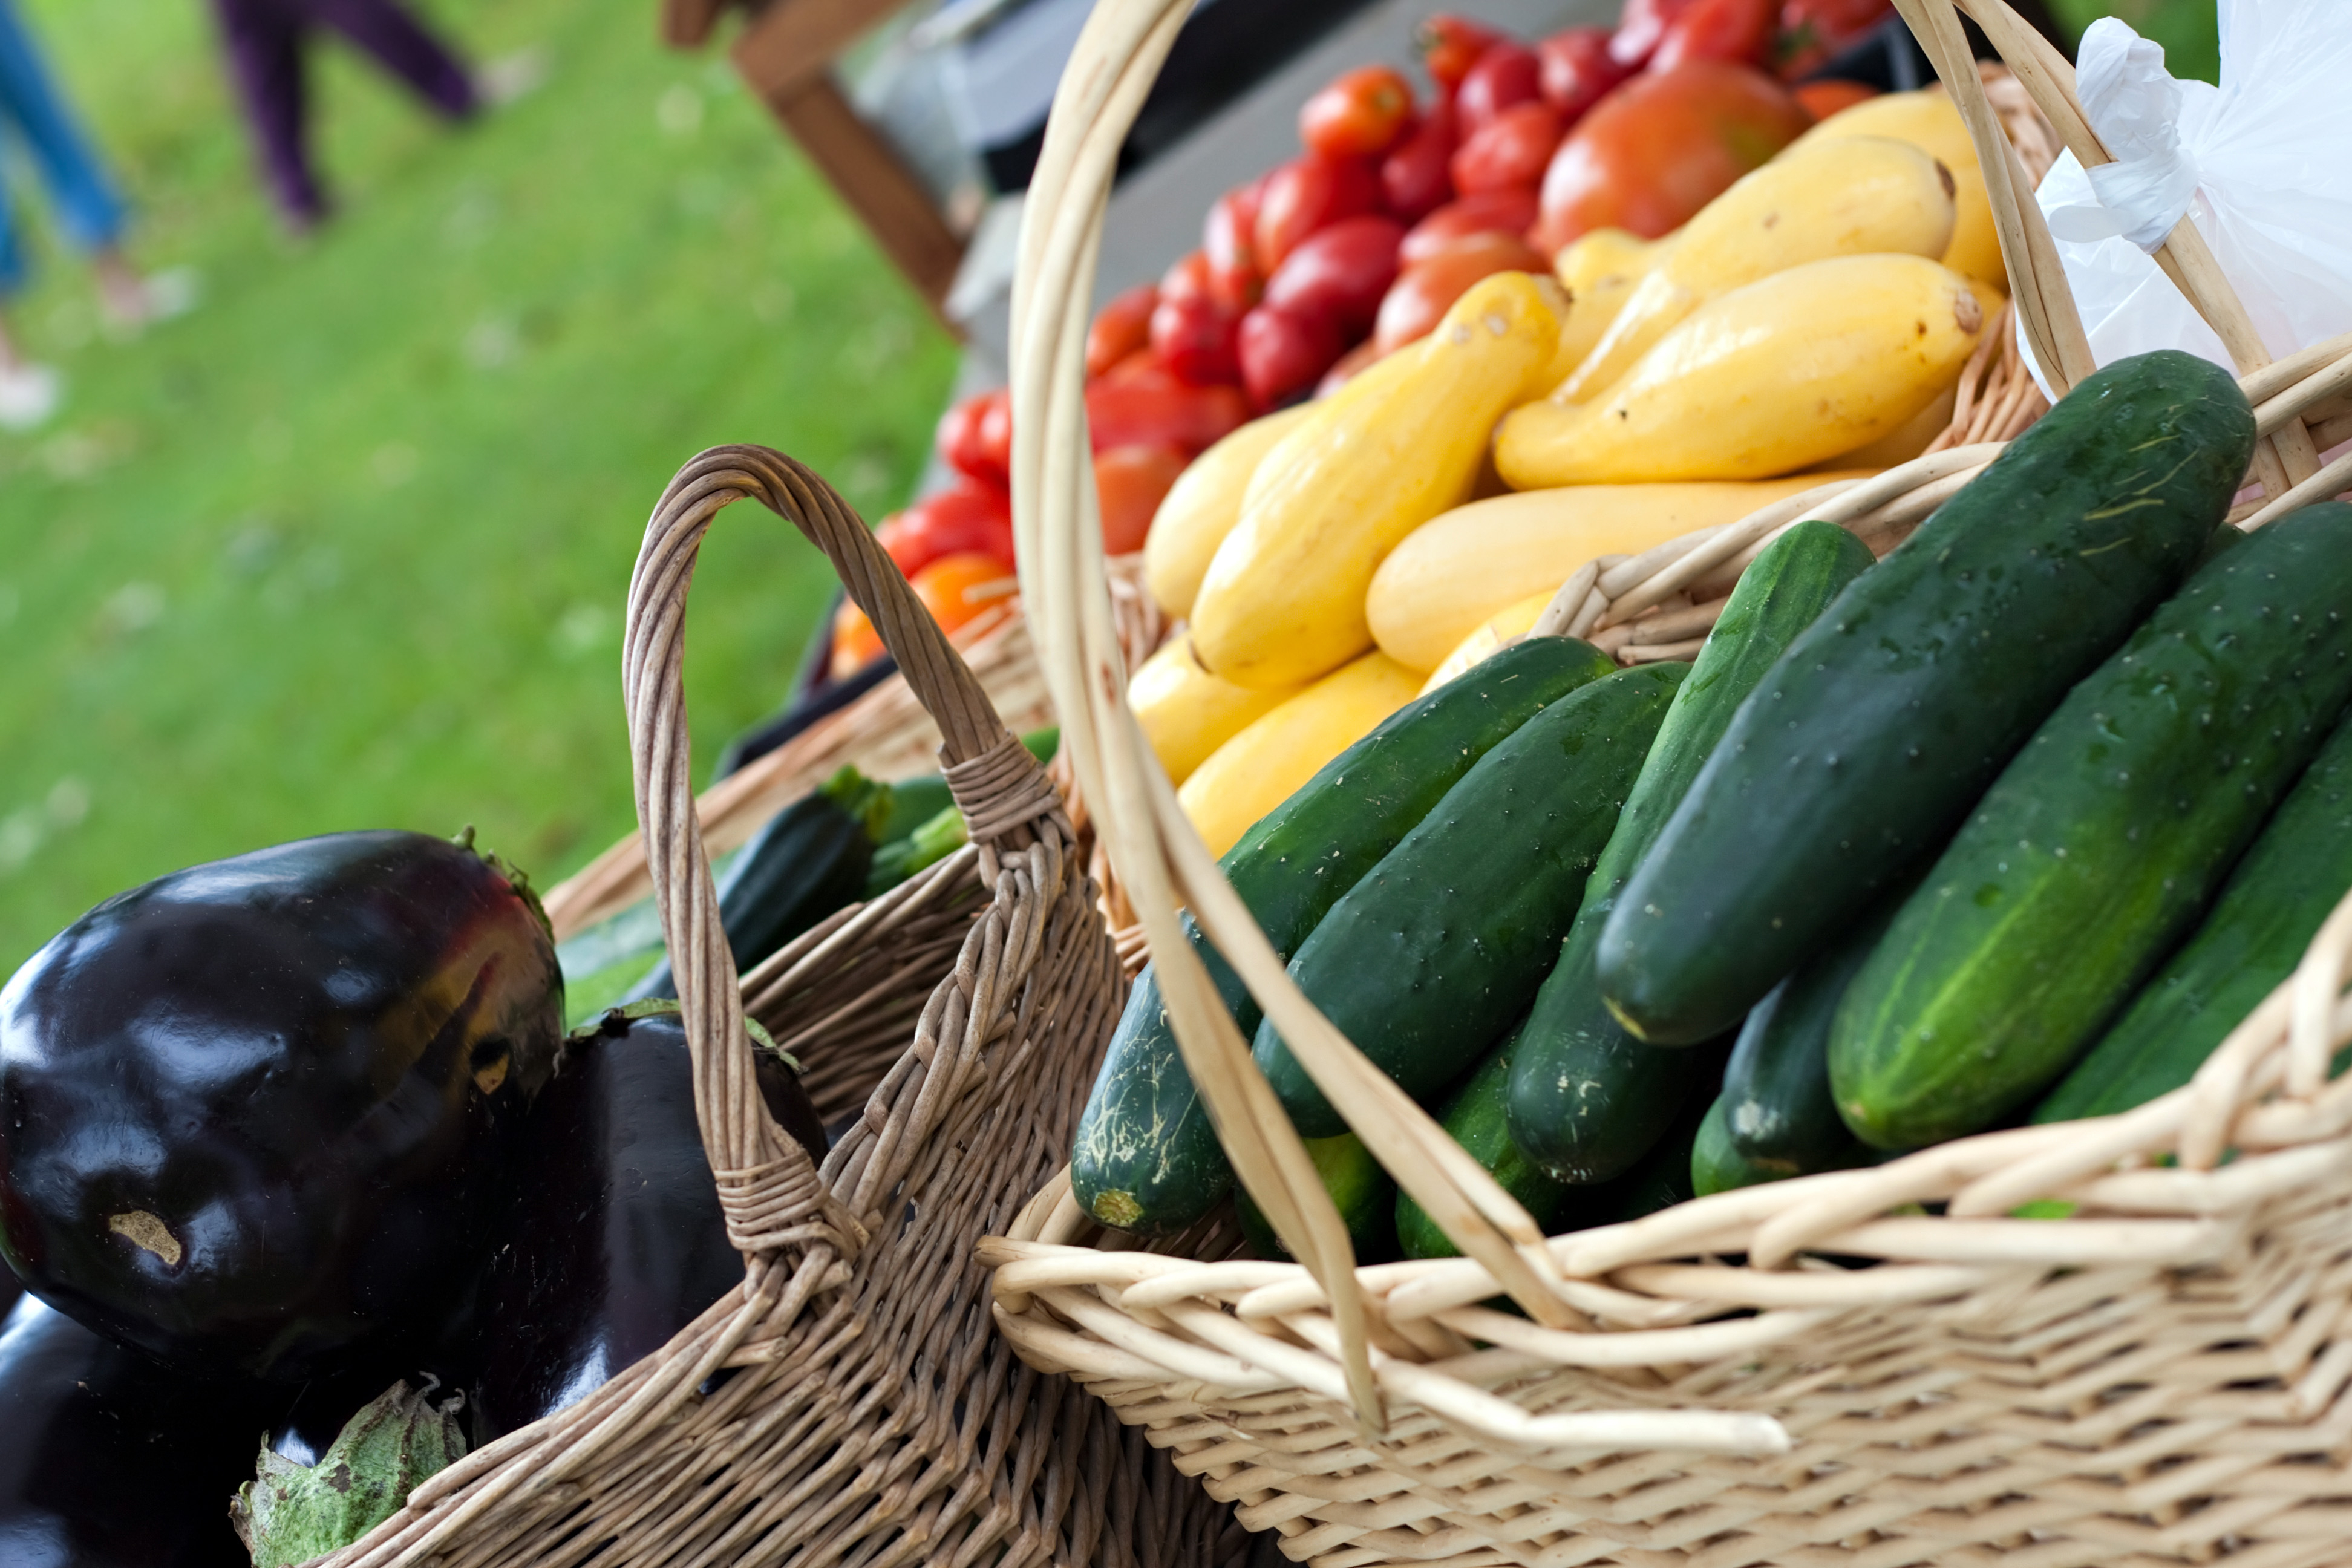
top-left (985, 1), bottom-right (2352, 1564)
top-left (320, 445), bottom-right (1244, 1568)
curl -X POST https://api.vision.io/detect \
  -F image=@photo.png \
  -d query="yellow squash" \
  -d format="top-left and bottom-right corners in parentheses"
top-left (1128, 635), bottom-right (1302, 785)
top-left (1495, 255), bottom-right (1988, 488)
top-left (1791, 90), bottom-right (2006, 289)
top-left (1142, 403), bottom-right (1313, 621)
top-left (1546, 227), bottom-right (1663, 391)
top-left (1369, 473), bottom-right (1872, 671)
top-left (1177, 651), bottom-right (1423, 858)
top-left (1557, 136), bottom-right (1957, 402)
top-left (1418, 592), bottom-right (1555, 696)
top-left (1189, 272), bottom-right (1564, 690)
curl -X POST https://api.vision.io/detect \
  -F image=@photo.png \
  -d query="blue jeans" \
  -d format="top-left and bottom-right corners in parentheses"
top-left (0, 0), bottom-right (128, 298)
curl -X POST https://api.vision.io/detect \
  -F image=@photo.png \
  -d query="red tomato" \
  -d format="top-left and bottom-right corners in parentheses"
top-left (1456, 43), bottom-right (1542, 133)
top-left (1651, 0), bottom-right (1777, 72)
top-left (1160, 249), bottom-right (1215, 307)
top-left (1379, 97), bottom-right (1456, 223)
top-left (935, 387), bottom-right (1011, 489)
top-left (1534, 60), bottom-right (1811, 251)
top-left (1610, 0), bottom-right (1699, 66)
top-left (874, 481), bottom-right (1014, 579)
top-left (1149, 293), bottom-right (1242, 387)
top-left (1538, 28), bottom-right (1633, 124)
top-left (1101, 347), bottom-right (1181, 388)
top-left (1263, 214), bottom-right (1405, 338)
top-left (1418, 13), bottom-right (1509, 91)
top-left (1451, 101), bottom-right (1563, 195)
top-left (1794, 77), bottom-right (1878, 119)
top-left (1085, 284), bottom-right (1157, 380)
top-left (1775, 0), bottom-right (1893, 77)
top-left (1204, 185), bottom-right (1264, 311)
top-left (1301, 65), bottom-right (1418, 160)
top-left (1094, 445), bottom-right (1190, 555)
top-left (1316, 339), bottom-right (1385, 398)
top-left (912, 552), bottom-right (1016, 639)
top-left (1085, 378), bottom-right (1249, 454)
top-left (1373, 232), bottom-right (1549, 354)
top-left (1253, 154), bottom-right (1380, 274)
top-left (1238, 305), bottom-right (1344, 411)
top-left (1401, 188), bottom-right (1541, 265)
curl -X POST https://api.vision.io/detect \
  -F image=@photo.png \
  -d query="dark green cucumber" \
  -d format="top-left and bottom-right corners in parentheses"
top-left (1691, 1096), bottom-right (1779, 1197)
top-left (1396, 1027), bottom-right (1583, 1259)
top-left (1833, 501), bottom-right (2352, 1149)
top-left (1071, 637), bottom-right (1617, 1233)
top-left (1601, 350), bottom-right (2258, 1047)
top-left (873, 774), bottom-right (955, 848)
top-left (1255, 664), bottom-right (1687, 1137)
top-left (1599, 1085), bottom-right (1714, 1224)
top-left (1507, 520), bottom-right (1877, 1182)
top-left (2036, 701), bottom-right (2352, 1124)
top-left (1235, 1134), bottom-right (1399, 1264)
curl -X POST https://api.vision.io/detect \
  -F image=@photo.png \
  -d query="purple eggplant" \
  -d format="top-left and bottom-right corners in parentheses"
top-left (0, 831), bottom-right (563, 1382)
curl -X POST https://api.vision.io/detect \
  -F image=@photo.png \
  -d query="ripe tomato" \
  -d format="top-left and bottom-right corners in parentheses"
top-left (1085, 284), bottom-right (1157, 380)
top-left (1253, 154), bottom-right (1380, 273)
top-left (936, 387), bottom-right (1011, 489)
top-left (1794, 77), bottom-right (1878, 119)
top-left (1301, 65), bottom-right (1417, 160)
top-left (1451, 101), bottom-right (1563, 194)
top-left (831, 597), bottom-right (885, 677)
top-left (1418, 13), bottom-right (1508, 92)
top-left (1204, 184), bottom-right (1265, 311)
top-left (1100, 347), bottom-right (1180, 388)
top-left (1160, 249), bottom-right (1215, 307)
top-left (1086, 377), bottom-right (1249, 454)
top-left (1316, 339), bottom-right (1385, 398)
top-left (1373, 232), bottom-right (1548, 354)
top-left (1610, 0), bottom-right (1699, 66)
top-left (912, 552), bottom-right (1016, 639)
top-left (1149, 292), bottom-right (1242, 387)
top-left (1538, 27), bottom-right (1633, 124)
top-left (874, 481), bottom-right (1014, 580)
top-left (1094, 445), bottom-right (1190, 555)
top-left (1534, 60), bottom-right (1811, 251)
top-left (1263, 214), bottom-right (1404, 338)
top-left (1380, 97), bottom-right (1456, 224)
top-left (1775, 0), bottom-right (1892, 77)
top-left (1455, 42), bottom-right (1542, 133)
top-left (1238, 304), bottom-right (1344, 411)
top-left (1651, 0), bottom-right (1777, 72)
top-left (1401, 188), bottom-right (1541, 265)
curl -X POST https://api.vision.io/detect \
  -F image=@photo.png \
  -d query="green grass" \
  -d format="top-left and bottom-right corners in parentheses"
top-left (0, 0), bottom-right (958, 969)
top-left (2051, 0), bottom-right (2220, 82)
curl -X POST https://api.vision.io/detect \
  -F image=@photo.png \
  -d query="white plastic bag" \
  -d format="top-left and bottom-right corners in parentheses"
top-left (2023, 0), bottom-right (2352, 396)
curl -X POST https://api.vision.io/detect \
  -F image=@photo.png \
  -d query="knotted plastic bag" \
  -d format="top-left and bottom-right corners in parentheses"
top-left (2024, 0), bottom-right (2352, 395)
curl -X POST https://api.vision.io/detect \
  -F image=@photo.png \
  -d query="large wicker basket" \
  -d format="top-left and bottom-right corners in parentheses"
top-left (317, 445), bottom-right (1245, 1568)
top-left (984, 1), bottom-right (2352, 1564)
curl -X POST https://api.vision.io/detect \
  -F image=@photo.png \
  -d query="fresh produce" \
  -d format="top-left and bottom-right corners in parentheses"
top-left (936, 388), bottom-right (1012, 489)
top-left (874, 480), bottom-right (1014, 580)
top-left (234, 1380), bottom-right (465, 1567)
top-left (1550, 226), bottom-right (1663, 371)
top-left (1538, 27), bottom-right (1634, 125)
top-left (1256, 663), bottom-right (1688, 1137)
top-left (1403, 189), bottom-right (1543, 263)
top-left (1129, 636), bottom-right (1303, 786)
top-left (1374, 231), bottom-right (1550, 354)
top-left (1555, 134), bottom-right (1958, 401)
top-left (0, 830), bottom-right (562, 1381)
top-left (1419, 589), bottom-right (1555, 694)
top-left (1777, 0), bottom-right (1899, 79)
top-left (1653, 0), bottom-right (1778, 73)
top-left (1235, 1133), bottom-right (1397, 1263)
top-left (864, 802), bottom-right (970, 897)
top-left (1690, 1097), bottom-right (1779, 1195)
top-left (1178, 653), bottom-right (1422, 858)
top-left (1142, 403), bottom-right (1313, 619)
top-left (1084, 376), bottom-right (1250, 456)
top-left (1419, 13), bottom-right (1508, 90)
top-left (2034, 707), bottom-right (2352, 1124)
top-left (1263, 215), bottom-right (1405, 338)
top-left (1071, 636), bottom-right (1616, 1234)
top-left (476, 1007), bottom-right (825, 1437)
top-left (1601, 351), bottom-right (2259, 1048)
top-left (1191, 272), bottom-right (1564, 690)
top-left (1367, 473), bottom-right (1870, 671)
top-left (1793, 78), bottom-right (1878, 119)
top-left (1096, 445), bottom-right (1190, 555)
top-left (1495, 254), bottom-right (1989, 486)
top-left (1451, 101), bottom-right (1563, 194)
top-left (1508, 523), bottom-right (1873, 1183)
top-left (1791, 87), bottom-right (2006, 288)
top-left (1396, 1025), bottom-right (1581, 1259)
top-left (1086, 284), bottom-right (1158, 376)
top-left (1301, 65), bottom-right (1418, 161)
top-left (1255, 154), bottom-right (1381, 275)
top-left (1833, 502), bottom-right (2352, 1149)
top-left (832, 550), bottom-right (1018, 678)
top-left (1238, 302), bottom-right (1347, 407)
top-left (1457, 41), bottom-right (1543, 132)
top-left (1380, 99), bottom-right (1457, 223)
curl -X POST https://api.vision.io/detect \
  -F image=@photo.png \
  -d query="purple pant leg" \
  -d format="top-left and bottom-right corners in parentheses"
top-left (305, 0), bottom-right (476, 120)
top-left (208, 0), bottom-right (322, 224)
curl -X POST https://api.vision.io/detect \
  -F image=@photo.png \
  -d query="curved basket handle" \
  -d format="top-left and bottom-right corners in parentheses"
top-left (624, 443), bottom-right (1034, 1270)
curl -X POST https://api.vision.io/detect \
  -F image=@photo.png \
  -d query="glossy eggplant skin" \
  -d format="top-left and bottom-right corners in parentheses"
top-left (0, 831), bottom-right (563, 1383)
top-left (0, 1295), bottom-right (299, 1567)
top-left (474, 1010), bottom-right (825, 1439)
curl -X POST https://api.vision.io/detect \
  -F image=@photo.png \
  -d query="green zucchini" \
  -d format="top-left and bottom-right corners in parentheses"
top-left (1690, 1096), bottom-right (1779, 1197)
top-left (1071, 637), bottom-right (1617, 1233)
top-left (1601, 350), bottom-right (2258, 1047)
top-left (1255, 664), bottom-right (1687, 1137)
top-left (2035, 702), bottom-right (2352, 1124)
top-left (1832, 501), bottom-right (2352, 1149)
top-left (1395, 1026), bottom-right (1582, 1259)
top-left (1507, 520), bottom-right (1877, 1182)
top-left (1235, 1134), bottom-right (1399, 1264)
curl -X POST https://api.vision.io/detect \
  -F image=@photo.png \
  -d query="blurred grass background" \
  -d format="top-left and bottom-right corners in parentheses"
top-left (0, 0), bottom-right (2216, 970)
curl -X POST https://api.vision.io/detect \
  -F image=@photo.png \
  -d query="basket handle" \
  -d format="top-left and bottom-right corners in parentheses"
top-left (624, 443), bottom-right (1038, 1270)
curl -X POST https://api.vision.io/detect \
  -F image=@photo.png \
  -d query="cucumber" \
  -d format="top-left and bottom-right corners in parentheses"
top-left (1833, 501), bottom-right (2352, 1149)
top-left (1395, 1026), bottom-right (1583, 1259)
top-left (1599, 1084), bottom-right (1714, 1224)
top-left (2035, 702), bottom-right (2352, 1123)
top-left (1601, 350), bottom-right (2258, 1047)
top-left (1691, 1096), bottom-right (1779, 1197)
top-left (1508, 520), bottom-right (1877, 1182)
top-left (1255, 664), bottom-right (1688, 1137)
top-left (1235, 1133), bottom-right (1399, 1264)
top-left (1071, 637), bottom-right (1617, 1233)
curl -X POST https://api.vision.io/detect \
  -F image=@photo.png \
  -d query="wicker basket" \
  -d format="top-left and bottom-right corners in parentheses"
top-left (316, 445), bottom-right (1244, 1568)
top-left (984, 2), bottom-right (2352, 1564)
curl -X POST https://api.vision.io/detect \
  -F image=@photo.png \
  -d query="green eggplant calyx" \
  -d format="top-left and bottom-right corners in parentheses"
top-left (230, 1379), bottom-right (468, 1567)
top-left (451, 822), bottom-right (556, 942)
top-left (581, 1000), bottom-right (803, 1074)
top-left (819, 765), bottom-right (895, 840)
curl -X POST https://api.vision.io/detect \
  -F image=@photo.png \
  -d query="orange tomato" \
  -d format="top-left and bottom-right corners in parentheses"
top-left (1085, 284), bottom-right (1158, 379)
top-left (913, 552), bottom-right (1016, 639)
top-left (1094, 445), bottom-right (1190, 556)
top-left (831, 598), bottom-right (885, 678)
top-left (1793, 77), bottom-right (1878, 120)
